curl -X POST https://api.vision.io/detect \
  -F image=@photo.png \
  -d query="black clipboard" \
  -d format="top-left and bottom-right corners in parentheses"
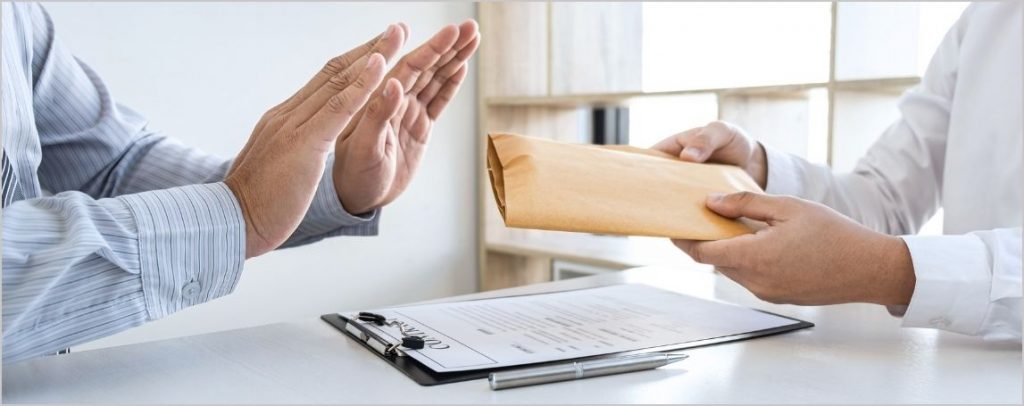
top-left (320, 286), bottom-right (813, 386)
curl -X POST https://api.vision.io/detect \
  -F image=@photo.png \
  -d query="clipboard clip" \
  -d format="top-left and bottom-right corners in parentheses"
top-left (346, 313), bottom-right (426, 357)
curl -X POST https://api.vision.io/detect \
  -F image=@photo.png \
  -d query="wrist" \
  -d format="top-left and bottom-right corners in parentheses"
top-left (335, 182), bottom-right (368, 216)
top-left (746, 142), bottom-right (768, 190)
top-left (224, 177), bottom-right (268, 259)
top-left (866, 235), bottom-right (917, 306)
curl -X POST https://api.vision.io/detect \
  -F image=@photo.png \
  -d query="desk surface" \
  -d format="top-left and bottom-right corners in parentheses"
top-left (4, 266), bottom-right (1021, 404)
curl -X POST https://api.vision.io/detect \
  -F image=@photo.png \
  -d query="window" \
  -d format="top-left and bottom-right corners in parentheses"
top-left (630, 2), bottom-right (967, 235)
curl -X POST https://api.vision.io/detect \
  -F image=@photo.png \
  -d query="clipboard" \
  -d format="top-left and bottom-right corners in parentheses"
top-left (320, 286), bottom-right (813, 386)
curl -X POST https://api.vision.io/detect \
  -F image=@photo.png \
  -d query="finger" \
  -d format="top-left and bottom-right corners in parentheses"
top-left (409, 20), bottom-right (479, 96)
top-left (671, 239), bottom-right (737, 268)
top-left (678, 122), bottom-right (737, 162)
top-left (349, 78), bottom-right (404, 156)
top-left (284, 24), bottom-right (405, 109)
top-left (298, 53), bottom-right (387, 145)
top-left (453, 19), bottom-right (479, 51)
top-left (388, 24), bottom-right (460, 93)
top-left (671, 238), bottom-right (746, 268)
top-left (292, 53), bottom-right (385, 124)
top-left (418, 35), bottom-right (479, 104)
top-left (650, 128), bottom-right (700, 158)
top-left (705, 191), bottom-right (795, 222)
top-left (426, 64), bottom-right (468, 120)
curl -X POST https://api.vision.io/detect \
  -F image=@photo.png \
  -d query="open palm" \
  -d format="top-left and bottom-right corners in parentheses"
top-left (334, 20), bottom-right (479, 214)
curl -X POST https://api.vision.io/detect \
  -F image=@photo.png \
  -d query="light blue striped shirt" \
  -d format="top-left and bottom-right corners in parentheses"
top-left (1, 3), bottom-right (379, 363)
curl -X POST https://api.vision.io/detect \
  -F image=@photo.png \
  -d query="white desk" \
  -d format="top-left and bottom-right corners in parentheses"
top-left (4, 266), bottom-right (1020, 404)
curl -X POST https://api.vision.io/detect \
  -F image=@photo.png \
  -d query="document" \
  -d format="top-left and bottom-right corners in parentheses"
top-left (486, 133), bottom-right (764, 241)
top-left (347, 284), bottom-right (797, 373)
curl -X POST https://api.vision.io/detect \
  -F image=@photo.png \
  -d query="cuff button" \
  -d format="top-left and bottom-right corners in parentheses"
top-left (928, 316), bottom-right (951, 328)
top-left (182, 281), bottom-right (202, 300)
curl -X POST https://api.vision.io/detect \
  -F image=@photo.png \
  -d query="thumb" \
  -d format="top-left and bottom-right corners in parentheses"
top-left (705, 191), bottom-right (794, 222)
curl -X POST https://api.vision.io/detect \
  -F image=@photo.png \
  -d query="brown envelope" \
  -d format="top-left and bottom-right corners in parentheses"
top-left (486, 133), bottom-right (763, 240)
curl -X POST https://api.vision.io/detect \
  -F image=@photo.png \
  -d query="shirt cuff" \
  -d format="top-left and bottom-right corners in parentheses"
top-left (762, 143), bottom-right (805, 197)
top-left (898, 234), bottom-right (993, 334)
top-left (117, 182), bottom-right (245, 319)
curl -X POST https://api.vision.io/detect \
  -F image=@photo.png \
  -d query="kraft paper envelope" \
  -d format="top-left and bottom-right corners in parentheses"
top-left (486, 133), bottom-right (763, 240)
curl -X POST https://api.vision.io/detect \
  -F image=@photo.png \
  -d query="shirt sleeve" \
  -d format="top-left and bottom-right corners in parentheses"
top-left (2, 4), bottom-right (376, 363)
top-left (762, 5), bottom-right (964, 234)
top-left (2, 183), bottom-right (244, 363)
top-left (762, 6), bottom-right (1019, 340)
top-left (897, 229), bottom-right (1021, 340)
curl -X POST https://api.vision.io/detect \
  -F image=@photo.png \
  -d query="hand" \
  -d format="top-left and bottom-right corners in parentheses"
top-left (672, 192), bottom-right (916, 306)
top-left (333, 20), bottom-right (480, 214)
top-left (226, 25), bottom-right (404, 258)
top-left (651, 121), bottom-right (768, 189)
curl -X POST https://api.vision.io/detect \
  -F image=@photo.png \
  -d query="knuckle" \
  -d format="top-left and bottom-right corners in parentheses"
top-left (366, 97), bottom-right (385, 117)
top-left (779, 195), bottom-right (804, 211)
top-left (323, 56), bottom-right (349, 76)
top-left (688, 245), bottom-right (706, 264)
top-left (706, 120), bottom-right (729, 132)
top-left (735, 191), bottom-right (757, 205)
top-left (327, 93), bottom-right (359, 117)
top-left (327, 72), bottom-right (353, 91)
top-left (353, 73), bottom-right (371, 90)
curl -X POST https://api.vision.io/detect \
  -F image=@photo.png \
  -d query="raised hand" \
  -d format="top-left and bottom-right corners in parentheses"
top-left (225, 24), bottom-right (408, 258)
top-left (333, 20), bottom-right (480, 214)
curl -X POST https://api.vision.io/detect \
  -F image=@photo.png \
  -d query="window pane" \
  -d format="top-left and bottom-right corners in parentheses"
top-left (627, 94), bottom-right (718, 148)
top-left (835, 2), bottom-right (967, 80)
top-left (831, 90), bottom-right (901, 172)
top-left (641, 2), bottom-right (831, 92)
top-left (719, 90), bottom-right (828, 163)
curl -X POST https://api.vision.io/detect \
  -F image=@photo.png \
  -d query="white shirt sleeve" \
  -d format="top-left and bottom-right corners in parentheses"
top-left (762, 6), bottom-right (1021, 340)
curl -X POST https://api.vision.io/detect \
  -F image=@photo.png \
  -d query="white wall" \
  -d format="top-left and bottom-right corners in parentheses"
top-left (43, 2), bottom-right (478, 350)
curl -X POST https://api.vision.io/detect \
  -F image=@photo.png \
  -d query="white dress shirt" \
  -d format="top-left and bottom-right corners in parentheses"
top-left (764, 2), bottom-right (1021, 340)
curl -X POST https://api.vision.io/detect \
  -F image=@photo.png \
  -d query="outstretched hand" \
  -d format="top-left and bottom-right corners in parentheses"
top-left (672, 191), bottom-right (916, 306)
top-left (333, 20), bottom-right (480, 214)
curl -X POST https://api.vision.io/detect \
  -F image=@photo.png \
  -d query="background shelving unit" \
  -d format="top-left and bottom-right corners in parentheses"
top-left (476, 2), bottom-right (964, 291)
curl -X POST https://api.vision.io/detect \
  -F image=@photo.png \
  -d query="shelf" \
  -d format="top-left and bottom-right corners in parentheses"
top-left (485, 227), bottom-right (705, 271)
top-left (484, 76), bottom-right (920, 107)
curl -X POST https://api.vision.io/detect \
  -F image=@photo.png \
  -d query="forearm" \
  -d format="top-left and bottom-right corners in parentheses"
top-left (763, 139), bottom-right (936, 235)
top-left (2, 183), bottom-right (244, 363)
top-left (88, 135), bottom-right (379, 248)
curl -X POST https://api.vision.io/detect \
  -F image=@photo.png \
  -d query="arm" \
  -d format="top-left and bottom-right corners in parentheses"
top-left (762, 6), bottom-right (1021, 339)
top-left (656, 6), bottom-right (1021, 339)
top-left (3, 4), bottom-right (400, 361)
top-left (2, 185), bottom-right (244, 363)
top-left (29, 5), bottom-right (376, 247)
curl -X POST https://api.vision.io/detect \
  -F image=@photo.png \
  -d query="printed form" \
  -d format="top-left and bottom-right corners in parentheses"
top-left (348, 284), bottom-right (797, 372)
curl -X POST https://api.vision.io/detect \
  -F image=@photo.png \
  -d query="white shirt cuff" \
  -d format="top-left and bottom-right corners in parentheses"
top-left (762, 143), bottom-right (805, 197)
top-left (898, 234), bottom-right (993, 334)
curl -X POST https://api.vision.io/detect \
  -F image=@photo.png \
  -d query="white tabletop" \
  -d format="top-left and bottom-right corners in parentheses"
top-left (4, 266), bottom-right (1021, 404)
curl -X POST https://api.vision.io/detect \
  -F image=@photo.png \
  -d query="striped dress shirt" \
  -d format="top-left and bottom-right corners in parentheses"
top-left (2, 3), bottom-right (379, 363)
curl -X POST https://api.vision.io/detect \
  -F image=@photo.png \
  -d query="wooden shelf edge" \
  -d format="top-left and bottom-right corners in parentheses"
top-left (485, 242), bottom-right (635, 270)
top-left (485, 76), bottom-right (921, 107)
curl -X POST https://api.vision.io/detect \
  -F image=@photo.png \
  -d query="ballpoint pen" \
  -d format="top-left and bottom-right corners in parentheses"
top-left (488, 352), bottom-right (688, 390)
